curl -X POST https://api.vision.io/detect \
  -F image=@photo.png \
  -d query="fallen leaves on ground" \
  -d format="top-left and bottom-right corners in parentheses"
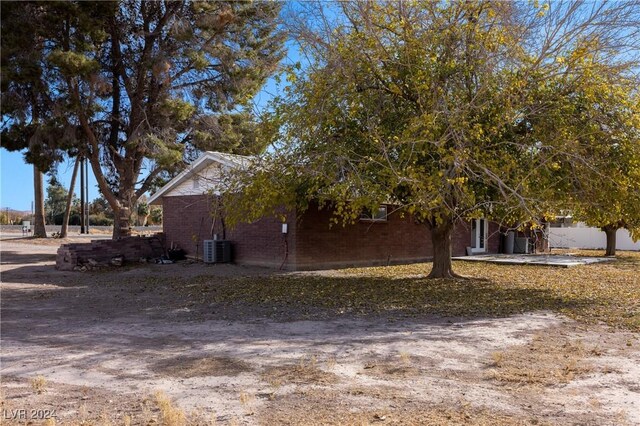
top-left (175, 250), bottom-right (639, 330)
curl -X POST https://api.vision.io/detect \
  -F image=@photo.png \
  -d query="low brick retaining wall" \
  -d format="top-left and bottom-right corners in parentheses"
top-left (56, 234), bottom-right (165, 271)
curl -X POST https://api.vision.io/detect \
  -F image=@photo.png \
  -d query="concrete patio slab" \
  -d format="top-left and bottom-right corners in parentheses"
top-left (452, 253), bottom-right (614, 267)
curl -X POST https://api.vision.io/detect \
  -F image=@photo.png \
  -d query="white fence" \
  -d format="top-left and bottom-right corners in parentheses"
top-left (549, 226), bottom-right (640, 251)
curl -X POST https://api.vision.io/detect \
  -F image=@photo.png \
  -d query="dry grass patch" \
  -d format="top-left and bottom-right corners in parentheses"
top-left (239, 391), bottom-right (255, 406)
top-left (30, 375), bottom-right (47, 394)
top-left (154, 391), bottom-right (187, 426)
top-left (148, 391), bottom-right (220, 426)
top-left (2, 377), bottom-right (215, 426)
top-left (362, 357), bottom-right (421, 379)
top-left (325, 356), bottom-right (338, 370)
top-left (261, 356), bottom-right (339, 386)
top-left (151, 356), bottom-right (252, 378)
top-left (258, 388), bottom-right (537, 426)
top-left (345, 385), bottom-right (407, 400)
top-left (486, 332), bottom-right (594, 386)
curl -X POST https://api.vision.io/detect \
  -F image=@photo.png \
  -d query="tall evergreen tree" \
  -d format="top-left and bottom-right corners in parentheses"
top-left (2, 1), bottom-right (285, 238)
top-left (2, 2), bottom-right (57, 237)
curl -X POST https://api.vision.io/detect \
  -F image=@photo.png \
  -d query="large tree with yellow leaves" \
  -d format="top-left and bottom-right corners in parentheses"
top-left (227, 1), bottom-right (640, 277)
top-left (562, 77), bottom-right (640, 256)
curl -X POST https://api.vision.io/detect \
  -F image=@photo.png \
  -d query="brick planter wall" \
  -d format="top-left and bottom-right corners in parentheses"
top-left (56, 234), bottom-right (165, 271)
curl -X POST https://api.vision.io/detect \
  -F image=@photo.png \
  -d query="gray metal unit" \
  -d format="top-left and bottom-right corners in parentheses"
top-left (203, 240), bottom-right (231, 263)
top-left (203, 240), bottom-right (215, 263)
top-left (503, 231), bottom-right (515, 254)
top-left (513, 237), bottom-right (530, 254)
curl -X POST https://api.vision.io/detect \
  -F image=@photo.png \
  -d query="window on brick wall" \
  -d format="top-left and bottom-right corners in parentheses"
top-left (360, 205), bottom-right (388, 222)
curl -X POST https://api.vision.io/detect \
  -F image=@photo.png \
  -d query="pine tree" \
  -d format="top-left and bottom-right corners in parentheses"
top-left (2, 1), bottom-right (285, 238)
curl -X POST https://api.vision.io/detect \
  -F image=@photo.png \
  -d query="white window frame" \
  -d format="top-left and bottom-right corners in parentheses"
top-left (360, 205), bottom-right (388, 222)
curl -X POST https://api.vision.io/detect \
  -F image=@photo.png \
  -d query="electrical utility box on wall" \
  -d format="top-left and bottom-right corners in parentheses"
top-left (203, 240), bottom-right (232, 263)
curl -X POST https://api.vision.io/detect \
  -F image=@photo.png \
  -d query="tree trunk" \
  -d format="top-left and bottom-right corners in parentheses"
top-left (603, 225), bottom-right (617, 257)
top-left (428, 219), bottom-right (460, 279)
top-left (113, 204), bottom-right (132, 239)
top-left (60, 157), bottom-right (80, 238)
top-left (32, 165), bottom-right (47, 238)
top-left (80, 157), bottom-right (85, 233)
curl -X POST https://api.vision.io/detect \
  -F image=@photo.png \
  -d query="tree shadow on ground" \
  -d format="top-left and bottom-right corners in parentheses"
top-left (0, 259), bottom-right (613, 391)
top-left (2, 245), bottom-right (596, 326)
top-left (1, 250), bottom-right (57, 265)
top-left (1, 271), bottom-right (593, 332)
top-left (0, 271), bottom-right (596, 382)
top-left (1, 258), bottom-right (287, 288)
top-left (196, 274), bottom-right (593, 321)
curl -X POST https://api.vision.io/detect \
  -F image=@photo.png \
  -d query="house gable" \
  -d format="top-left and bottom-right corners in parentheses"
top-left (148, 151), bottom-right (250, 205)
top-left (165, 162), bottom-right (223, 198)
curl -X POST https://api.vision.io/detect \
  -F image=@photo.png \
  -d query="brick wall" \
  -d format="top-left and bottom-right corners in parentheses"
top-left (162, 195), bottom-right (502, 270)
top-left (488, 221), bottom-right (502, 253)
top-left (293, 204), bottom-right (430, 269)
top-left (162, 194), bottom-right (214, 257)
top-left (223, 210), bottom-right (295, 268)
top-left (293, 204), bottom-right (499, 269)
top-left (56, 234), bottom-right (165, 271)
top-left (162, 195), bottom-right (291, 268)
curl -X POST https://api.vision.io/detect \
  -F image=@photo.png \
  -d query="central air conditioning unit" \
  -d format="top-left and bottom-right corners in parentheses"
top-left (203, 240), bottom-right (231, 263)
top-left (513, 237), bottom-right (530, 254)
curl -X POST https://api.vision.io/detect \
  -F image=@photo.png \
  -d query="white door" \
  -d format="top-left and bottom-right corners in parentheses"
top-left (471, 219), bottom-right (488, 253)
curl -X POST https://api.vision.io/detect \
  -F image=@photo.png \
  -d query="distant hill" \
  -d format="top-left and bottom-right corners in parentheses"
top-left (0, 208), bottom-right (31, 215)
top-left (0, 208), bottom-right (31, 224)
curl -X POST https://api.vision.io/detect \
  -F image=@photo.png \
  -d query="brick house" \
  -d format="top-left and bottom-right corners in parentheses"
top-left (149, 151), bottom-right (500, 270)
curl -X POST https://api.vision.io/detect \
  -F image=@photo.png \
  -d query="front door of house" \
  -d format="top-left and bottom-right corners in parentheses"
top-left (471, 219), bottom-right (487, 253)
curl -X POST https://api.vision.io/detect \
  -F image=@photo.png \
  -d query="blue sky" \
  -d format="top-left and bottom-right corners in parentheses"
top-left (1, 150), bottom-right (100, 211)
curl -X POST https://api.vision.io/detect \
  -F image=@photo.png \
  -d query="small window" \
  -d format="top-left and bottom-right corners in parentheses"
top-left (192, 177), bottom-right (200, 189)
top-left (360, 205), bottom-right (388, 222)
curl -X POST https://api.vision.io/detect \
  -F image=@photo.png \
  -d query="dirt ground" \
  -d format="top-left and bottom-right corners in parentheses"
top-left (1, 237), bottom-right (639, 425)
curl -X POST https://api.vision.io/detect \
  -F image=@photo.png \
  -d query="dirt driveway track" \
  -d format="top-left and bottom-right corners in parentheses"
top-left (1, 238), bottom-right (639, 425)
